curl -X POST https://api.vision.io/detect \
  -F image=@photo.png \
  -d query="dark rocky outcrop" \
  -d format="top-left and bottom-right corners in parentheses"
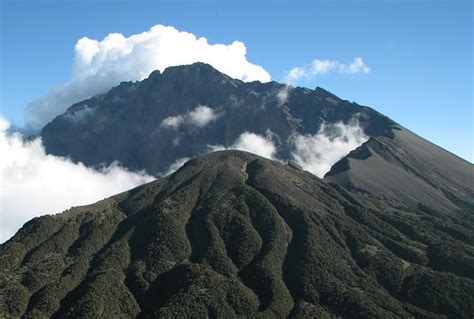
top-left (40, 63), bottom-right (395, 175)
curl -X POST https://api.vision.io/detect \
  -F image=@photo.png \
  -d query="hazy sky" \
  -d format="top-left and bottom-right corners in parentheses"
top-left (1, 0), bottom-right (472, 161)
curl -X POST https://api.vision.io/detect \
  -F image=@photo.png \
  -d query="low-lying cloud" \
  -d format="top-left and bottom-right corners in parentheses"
top-left (232, 131), bottom-right (277, 159)
top-left (206, 121), bottom-right (366, 178)
top-left (161, 105), bottom-right (218, 129)
top-left (208, 131), bottom-right (277, 159)
top-left (0, 109), bottom-right (367, 243)
top-left (0, 117), bottom-right (154, 243)
top-left (289, 120), bottom-right (368, 177)
top-left (25, 24), bottom-right (271, 130)
top-left (286, 57), bottom-right (370, 84)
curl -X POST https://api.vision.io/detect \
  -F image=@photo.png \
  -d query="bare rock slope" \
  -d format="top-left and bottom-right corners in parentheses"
top-left (325, 127), bottom-right (474, 211)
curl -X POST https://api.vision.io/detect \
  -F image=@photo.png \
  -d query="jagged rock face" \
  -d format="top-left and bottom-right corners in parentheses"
top-left (40, 62), bottom-right (394, 174)
top-left (39, 62), bottom-right (473, 211)
top-left (1, 151), bottom-right (473, 318)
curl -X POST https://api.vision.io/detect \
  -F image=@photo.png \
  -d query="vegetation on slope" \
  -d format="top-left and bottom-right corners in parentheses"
top-left (1, 151), bottom-right (473, 318)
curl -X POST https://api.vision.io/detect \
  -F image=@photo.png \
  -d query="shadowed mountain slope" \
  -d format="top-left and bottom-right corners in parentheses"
top-left (38, 63), bottom-right (473, 211)
top-left (40, 62), bottom-right (395, 175)
top-left (1, 151), bottom-right (473, 318)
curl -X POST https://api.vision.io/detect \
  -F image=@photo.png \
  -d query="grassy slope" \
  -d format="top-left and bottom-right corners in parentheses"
top-left (1, 151), bottom-right (473, 318)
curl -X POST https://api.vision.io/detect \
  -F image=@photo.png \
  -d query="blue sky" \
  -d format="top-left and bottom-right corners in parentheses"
top-left (1, 0), bottom-right (472, 161)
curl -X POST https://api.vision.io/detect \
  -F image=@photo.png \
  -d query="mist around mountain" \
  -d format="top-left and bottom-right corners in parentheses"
top-left (40, 63), bottom-right (395, 177)
top-left (0, 117), bottom-right (154, 243)
top-left (38, 62), bottom-right (473, 211)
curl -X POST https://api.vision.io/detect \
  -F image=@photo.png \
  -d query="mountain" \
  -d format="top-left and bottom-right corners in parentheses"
top-left (4, 63), bottom-right (473, 317)
top-left (40, 62), bottom-right (395, 175)
top-left (40, 62), bottom-right (473, 211)
top-left (325, 127), bottom-right (474, 211)
top-left (1, 151), bottom-right (473, 318)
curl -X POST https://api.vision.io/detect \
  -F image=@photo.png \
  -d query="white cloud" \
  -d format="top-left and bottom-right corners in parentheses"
top-left (188, 105), bottom-right (219, 127)
top-left (286, 67), bottom-right (309, 84)
top-left (289, 119), bottom-right (368, 177)
top-left (208, 131), bottom-right (277, 159)
top-left (161, 157), bottom-right (190, 176)
top-left (25, 24), bottom-right (271, 129)
top-left (285, 57), bottom-right (370, 84)
top-left (282, 57), bottom-right (369, 101)
top-left (206, 123), bottom-right (366, 178)
top-left (343, 57), bottom-right (371, 74)
top-left (0, 117), bottom-right (154, 243)
top-left (207, 144), bottom-right (227, 152)
top-left (276, 86), bottom-right (290, 104)
top-left (161, 115), bottom-right (185, 129)
top-left (312, 59), bottom-right (339, 75)
top-left (232, 132), bottom-right (277, 159)
top-left (161, 105), bottom-right (218, 129)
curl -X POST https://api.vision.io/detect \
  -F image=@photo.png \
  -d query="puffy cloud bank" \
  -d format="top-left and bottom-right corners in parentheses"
top-left (231, 131), bottom-right (277, 159)
top-left (286, 57), bottom-right (370, 84)
top-left (162, 105), bottom-right (218, 129)
top-left (26, 24), bottom-right (271, 129)
top-left (0, 117), bottom-right (154, 243)
top-left (289, 120), bottom-right (368, 177)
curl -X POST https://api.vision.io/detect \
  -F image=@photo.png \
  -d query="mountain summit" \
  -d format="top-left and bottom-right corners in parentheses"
top-left (40, 62), bottom-right (394, 175)
top-left (1, 151), bottom-right (473, 318)
top-left (40, 62), bottom-right (473, 211)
